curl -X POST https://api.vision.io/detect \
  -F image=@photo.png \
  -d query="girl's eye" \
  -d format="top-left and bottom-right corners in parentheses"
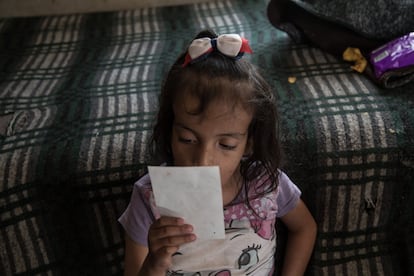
top-left (238, 244), bottom-right (261, 270)
top-left (178, 137), bottom-right (197, 144)
top-left (219, 143), bottom-right (237, 150)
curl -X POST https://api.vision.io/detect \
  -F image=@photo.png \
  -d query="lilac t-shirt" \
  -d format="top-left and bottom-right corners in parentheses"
top-left (118, 170), bottom-right (301, 275)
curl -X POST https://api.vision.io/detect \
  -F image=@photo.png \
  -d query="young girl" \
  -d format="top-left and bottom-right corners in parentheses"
top-left (119, 29), bottom-right (317, 276)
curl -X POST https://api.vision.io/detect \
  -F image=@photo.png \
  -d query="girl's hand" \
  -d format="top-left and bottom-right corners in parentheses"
top-left (142, 216), bottom-right (196, 274)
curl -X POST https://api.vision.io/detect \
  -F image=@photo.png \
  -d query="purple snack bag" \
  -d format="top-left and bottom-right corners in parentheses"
top-left (370, 32), bottom-right (414, 78)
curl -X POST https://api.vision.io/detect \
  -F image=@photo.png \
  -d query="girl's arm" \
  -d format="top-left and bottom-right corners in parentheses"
top-left (123, 217), bottom-right (196, 276)
top-left (123, 234), bottom-right (148, 276)
top-left (280, 199), bottom-right (317, 276)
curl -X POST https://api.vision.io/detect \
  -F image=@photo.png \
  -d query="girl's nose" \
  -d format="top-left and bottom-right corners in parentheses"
top-left (194, 145), bottom-right (214, 166)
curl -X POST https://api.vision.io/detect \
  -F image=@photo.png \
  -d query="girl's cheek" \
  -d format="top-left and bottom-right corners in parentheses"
top-left (174, 146), bottom-right (197, 166)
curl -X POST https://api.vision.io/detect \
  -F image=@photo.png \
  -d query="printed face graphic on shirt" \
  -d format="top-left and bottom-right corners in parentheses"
top-left (228, 219), bottom-right (276, 275)
top-left (168, 219), bottom-right (276, 275)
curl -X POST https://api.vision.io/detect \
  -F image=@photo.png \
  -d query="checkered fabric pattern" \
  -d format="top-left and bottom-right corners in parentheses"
top-left (0, 0), bottom-right (413, 275)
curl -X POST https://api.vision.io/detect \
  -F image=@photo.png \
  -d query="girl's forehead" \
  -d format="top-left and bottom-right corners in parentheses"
top-left (172, 76), bottom-right (254, 112)
top-left (173, 91), bottom-right (252, 118)
top-left (173, 94), bottom-right (253, 131)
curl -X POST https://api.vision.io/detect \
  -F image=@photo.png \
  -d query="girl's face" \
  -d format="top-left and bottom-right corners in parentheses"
top-left (171, 94), bottom-right (252, 194)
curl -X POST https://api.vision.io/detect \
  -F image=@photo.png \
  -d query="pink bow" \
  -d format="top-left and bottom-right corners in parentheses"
top-left (183, 34), bottom-right (253, 66)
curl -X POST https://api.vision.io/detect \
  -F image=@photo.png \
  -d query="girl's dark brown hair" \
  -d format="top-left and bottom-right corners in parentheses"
top-left (150, 29), bottom-right (281, 205)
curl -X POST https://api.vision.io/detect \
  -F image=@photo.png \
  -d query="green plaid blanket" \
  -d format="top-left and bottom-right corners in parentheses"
top-left (0, 0), bottom-right (413, 275)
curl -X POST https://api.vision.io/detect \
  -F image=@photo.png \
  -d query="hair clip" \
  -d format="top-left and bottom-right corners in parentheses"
top-left (183, 34), bottom-right (253, 66)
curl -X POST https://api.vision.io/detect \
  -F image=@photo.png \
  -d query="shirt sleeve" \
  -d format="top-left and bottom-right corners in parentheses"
top-left (276, 171), bottom-right (302, 217)
top-left (118, 174), bottom-right (155, 247)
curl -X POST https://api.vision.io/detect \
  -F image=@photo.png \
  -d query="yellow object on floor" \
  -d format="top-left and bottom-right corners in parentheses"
top-left (343, 47), bottom-right (368, 73)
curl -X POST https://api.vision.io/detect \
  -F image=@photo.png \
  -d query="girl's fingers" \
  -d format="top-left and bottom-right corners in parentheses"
top-left (148, 216), bottom-right (196, 253)
top-left (150, 217), bottom-right (193, 238)
top-left (149, 227), bottom-right (196, 248)
top-left (151, 223), bottom-right (193, 239)
top-left (152, 216), bottom-right (185, 228)
top-left (144, 217), bottom-right (196, 272)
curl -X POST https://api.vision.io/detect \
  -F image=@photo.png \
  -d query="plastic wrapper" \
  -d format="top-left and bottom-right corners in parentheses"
top-left (369, 32), bottom-right (414, 78)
